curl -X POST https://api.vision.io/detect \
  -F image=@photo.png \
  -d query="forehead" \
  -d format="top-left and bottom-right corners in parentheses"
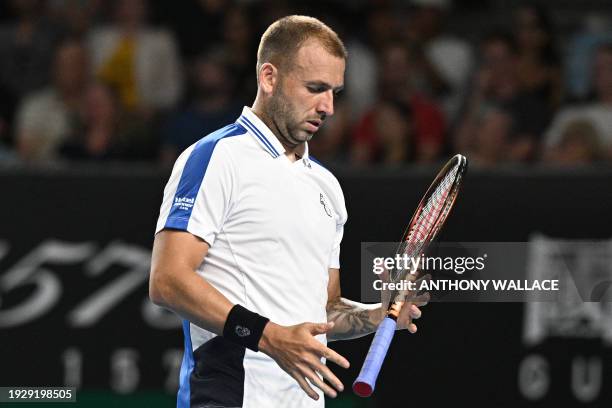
top-left (290, 40), bottom-right (345, 85)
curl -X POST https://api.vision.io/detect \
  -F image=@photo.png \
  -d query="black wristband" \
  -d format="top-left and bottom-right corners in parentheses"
top-left (223, 304), bottom-right (270, 352)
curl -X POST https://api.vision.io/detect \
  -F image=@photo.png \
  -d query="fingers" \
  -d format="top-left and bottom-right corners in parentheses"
top-left (405, 274), bottom-right (431, 301)
top-left (283, 322), bottom-right (350, 400)
top-left (397, 302), bottom-right (420, 320)
top-left (306, 323), bottom-right (350, 368)
top-left (402, 289), bottom-right (430, 306)
top-left (397, 303), bottom-right (421, 333)
top-left (310, 359), bottom-right (344, 392)
top-left (303, 367), bottom-right (338, 398)
top-left (394, 273), bottom-right (430, 304)
top-left (414, 291), bottom-right (431, 307)
top-left (293, 361), bottom-right (343, 400)
top-left (291, 371), bottom-right (320, 400)
top-left (417, 273), bottom-right (432, 283)
top-left (410, 304), bottom-right (421, 319)
top-left (319, 345), bottom-right (350, 369)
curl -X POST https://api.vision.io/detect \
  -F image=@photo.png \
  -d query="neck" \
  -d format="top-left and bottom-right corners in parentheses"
top-left (251, 97), bottom-right (305, 159)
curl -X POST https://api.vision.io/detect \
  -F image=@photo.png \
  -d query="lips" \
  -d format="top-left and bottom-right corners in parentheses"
top-left (306, 120), bottom-right (322, 132)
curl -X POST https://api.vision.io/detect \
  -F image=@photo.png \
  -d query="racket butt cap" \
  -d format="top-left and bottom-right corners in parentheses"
top-left (352, 381), bottom-right (373, 397)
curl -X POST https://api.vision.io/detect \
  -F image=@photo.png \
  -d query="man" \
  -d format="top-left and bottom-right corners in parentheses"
top-left (15, 38), bottom-right (89, 161)
top-left (404, 0), bottom-right (474, 121)
top-left (454, 31), bottom-right (551, 164)
top-left (350, 42), bottom-right (446, 164)
top-left (544, 43), bottom-right (612, 160)
top-left (161, 49), bottom-right (242, 163)
top-left (149, 16), bottom-right (422, 408)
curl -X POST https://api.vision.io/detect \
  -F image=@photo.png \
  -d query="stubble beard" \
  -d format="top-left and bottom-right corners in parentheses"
top-left (267, 85), bottom-right (312, 148)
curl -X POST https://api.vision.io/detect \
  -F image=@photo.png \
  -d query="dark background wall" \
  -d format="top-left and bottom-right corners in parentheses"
top-left (1, 165), bottom-right (611, 407)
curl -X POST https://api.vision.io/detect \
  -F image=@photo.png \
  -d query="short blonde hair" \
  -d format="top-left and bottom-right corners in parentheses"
top-left (256, 15), bottom-right (347, 74)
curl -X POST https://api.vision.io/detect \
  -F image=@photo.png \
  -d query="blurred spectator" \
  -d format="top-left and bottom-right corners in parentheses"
top-left (222, 6), bottom-right (257, 103)
top-left (350, 43), bottom-right (446, 165)
top-left (254, 0), bottom-right (292, 30)
top-left (160, 49), bottom-right (241, 163)
top-left (4, 0), bottom-right (612, 168)
top-left (565, 13), bottom-right (612, 100)
top-left (0, 0), bottom-right (62, 97)
top-left (60, 82), bottom-right (151, 160)
top-left (88, 0), bottom-right (182, 115)
top-left (544, 43), bottom-right (612, 160)
top-left (15, 39), bottom-right (89, 161)
top-left (464, 106), bottom-right (513, 167)
top-left (344, 5), bottom-right (397, 121)
top-left (512, 3), bottom-right (562, 108)
top-left (47, 0), bottom-right (103, 38)
top-left (0, 0), bottom-right (63, 139)
top-left (543, 119), bottom-right (602, 165)
top-left (402, 0), bottom-right (474, 121)
top-left (156, 0), bottom-right (228, 59)
top-left (455, 31), bottom-right (551, 163)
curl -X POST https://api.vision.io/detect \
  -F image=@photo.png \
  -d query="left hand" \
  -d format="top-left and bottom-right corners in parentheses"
top-left (381, 273), bottom-right (431, 334)
top-left (395, 295), bottom-right (429, 333)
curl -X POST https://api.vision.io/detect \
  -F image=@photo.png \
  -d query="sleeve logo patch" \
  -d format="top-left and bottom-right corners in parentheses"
top-left (173, 197), bottom-right (195, 211)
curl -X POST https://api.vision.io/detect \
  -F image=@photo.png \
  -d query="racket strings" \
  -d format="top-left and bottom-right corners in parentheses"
top-left (402, 165), bottom-right (459, 259)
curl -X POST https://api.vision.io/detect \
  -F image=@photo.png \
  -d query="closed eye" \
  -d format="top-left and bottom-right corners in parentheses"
top-left (307, 85), bottom-right (327, 94)
top-left (305, 82), bottom-right (344, 97)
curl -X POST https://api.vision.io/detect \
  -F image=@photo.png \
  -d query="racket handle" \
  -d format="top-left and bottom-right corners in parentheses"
top-left (352, 316), bottom-right (397, 397)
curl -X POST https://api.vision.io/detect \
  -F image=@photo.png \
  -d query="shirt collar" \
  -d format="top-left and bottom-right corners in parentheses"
top-left (236, 106), bottom-right (309, 160)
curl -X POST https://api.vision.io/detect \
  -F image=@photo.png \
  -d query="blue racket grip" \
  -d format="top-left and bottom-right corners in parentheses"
top-left (352, 317), bottom-right (397, 397)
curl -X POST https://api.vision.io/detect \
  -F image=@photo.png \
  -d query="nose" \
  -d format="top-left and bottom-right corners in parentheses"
top-left (316, 90), bottom-right (334, 117)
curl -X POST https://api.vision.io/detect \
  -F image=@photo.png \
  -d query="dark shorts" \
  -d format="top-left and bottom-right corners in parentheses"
top-left (185, 336), bottom-right (247, 408)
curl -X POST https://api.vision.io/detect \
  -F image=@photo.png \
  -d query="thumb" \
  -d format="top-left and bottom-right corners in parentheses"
top-left (310, 322), bottom-right (334, 335)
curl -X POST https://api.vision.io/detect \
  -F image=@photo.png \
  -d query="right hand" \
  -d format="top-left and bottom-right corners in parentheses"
top-left (258, 321), bottom-right (350, 401)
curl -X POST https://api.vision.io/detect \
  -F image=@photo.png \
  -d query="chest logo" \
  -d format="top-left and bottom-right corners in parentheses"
top-left (320, 193), bottom-right (332, 217)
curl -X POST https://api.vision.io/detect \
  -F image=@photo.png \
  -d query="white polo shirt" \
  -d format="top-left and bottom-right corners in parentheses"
top-left (156, 107), bottom-right (347, 408)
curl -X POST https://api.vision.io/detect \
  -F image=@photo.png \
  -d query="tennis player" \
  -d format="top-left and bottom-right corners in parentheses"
top-left (150, 15), bottom-right (423, 408)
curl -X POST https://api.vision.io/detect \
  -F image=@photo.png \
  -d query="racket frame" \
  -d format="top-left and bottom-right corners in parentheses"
top-left (352, 154), bottom-right (468, 397)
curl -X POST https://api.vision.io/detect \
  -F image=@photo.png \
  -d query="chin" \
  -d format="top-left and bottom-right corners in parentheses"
top-left (301, 134), bottom-right (314, 143)
top-left (290, 131), bottom-right (313, 144)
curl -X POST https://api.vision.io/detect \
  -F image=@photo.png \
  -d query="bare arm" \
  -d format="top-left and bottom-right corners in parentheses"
top-left (326, 268), bottom-right (421, 341)
top-left (149, 229), bottom-right (349, 401)
top-left (149, 229), bottom-right (233, 334)
top-left (326, 268), bottom-right (381, 341)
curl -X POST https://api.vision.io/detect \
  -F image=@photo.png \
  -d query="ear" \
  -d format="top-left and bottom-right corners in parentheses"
top-left (258, 62), bottom-right (278, 95)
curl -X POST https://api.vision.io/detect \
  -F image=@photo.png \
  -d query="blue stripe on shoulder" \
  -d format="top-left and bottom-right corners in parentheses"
top-left (309, 156), bottom-right (330, 172)
top-left (177, 320), bottom-right (194, 408)
top-left (165, 123), bottom-right (246, 231)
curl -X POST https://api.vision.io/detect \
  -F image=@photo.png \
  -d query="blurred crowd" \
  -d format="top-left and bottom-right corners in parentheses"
top-left (0, 0), bottom-right (612, 167)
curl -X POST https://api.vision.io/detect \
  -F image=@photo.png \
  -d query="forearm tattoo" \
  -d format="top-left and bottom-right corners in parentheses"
top-left (326, 298), bottom-right (382, 341)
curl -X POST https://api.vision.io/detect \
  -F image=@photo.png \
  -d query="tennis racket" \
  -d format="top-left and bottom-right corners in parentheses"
top-left (353, 154), bottom-right (468, 397)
